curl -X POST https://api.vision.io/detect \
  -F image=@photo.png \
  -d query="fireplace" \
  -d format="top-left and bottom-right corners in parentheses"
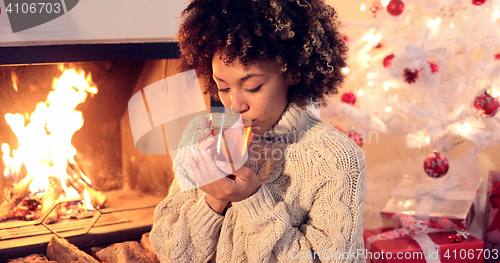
top-left (0, 42), bottom-right (196, 260)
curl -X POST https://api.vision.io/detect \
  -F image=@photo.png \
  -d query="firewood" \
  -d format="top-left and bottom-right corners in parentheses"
top-left (40, 177), bottom-right (63, 224)
top-left (46, 236), bottom-right (99, 263)
top-left (7, 254), bottom-right (57, 263)
top-left (95, 241), bottom-right (157, 263)
top-left (66, 160), bottom-right (107, 208)
top-left (0, 175), bottom-right (33, 219)
top-left (91, 246), bottom-right (104, 258)
top-left (85, 184), bottom-right (107, 208)
top-left (140, 233), bottom-right (160, 263)
top-left (67, 157), bottom-right (92, 187)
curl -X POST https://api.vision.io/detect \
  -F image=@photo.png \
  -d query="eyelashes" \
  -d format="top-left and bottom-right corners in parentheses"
top-left (218, 84), bottom-right (263, 93)
top-left (246, 85), bottom-right (263, 93)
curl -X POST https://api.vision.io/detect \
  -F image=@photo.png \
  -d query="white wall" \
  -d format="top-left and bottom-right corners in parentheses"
top-left (0, 0), bottom-right (188, 46)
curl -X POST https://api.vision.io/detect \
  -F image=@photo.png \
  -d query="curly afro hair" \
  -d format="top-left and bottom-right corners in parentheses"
top-left (176, 0), bottom-right (348, 109)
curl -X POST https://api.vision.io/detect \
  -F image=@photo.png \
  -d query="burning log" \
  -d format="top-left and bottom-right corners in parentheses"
top-left (0, 175), bottom-right (33, 219)
top-left (95, 241), bottom-right (157, 263)
top-left (86, 185), bottom-right (107, 208)
top-left (40, 177), bottom-right (64, 224)
top-left (46, 236), bottom-right (99, 263)
top-left (66, 159), bottom-right (107, 208)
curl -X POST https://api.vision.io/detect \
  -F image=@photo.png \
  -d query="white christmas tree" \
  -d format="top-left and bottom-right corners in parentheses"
top-left (325, 0), bottom-right (500, 166)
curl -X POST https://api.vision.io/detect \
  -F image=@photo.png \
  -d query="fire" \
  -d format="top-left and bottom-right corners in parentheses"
top-left (10, 71), bottom-right (19, 92)
top-left (1, 68), bottom-right (98, 219)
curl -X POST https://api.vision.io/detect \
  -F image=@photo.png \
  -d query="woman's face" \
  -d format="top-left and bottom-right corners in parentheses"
top-left (212, 55), bottom-right (296, 135)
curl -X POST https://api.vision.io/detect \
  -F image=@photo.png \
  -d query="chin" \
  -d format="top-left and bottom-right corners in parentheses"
top-left (250, 125), bottom-right (265, 136)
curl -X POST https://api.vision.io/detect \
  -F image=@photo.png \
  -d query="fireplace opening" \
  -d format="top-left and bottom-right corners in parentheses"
top-left (0, 45), bottom-right (193, 260)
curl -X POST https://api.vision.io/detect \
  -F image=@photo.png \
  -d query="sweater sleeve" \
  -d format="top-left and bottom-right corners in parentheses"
top-left (231, 144), bottom-right (367, 263)
top-left (149, 116), bottom-right (226, 263)
top-left (150, 176), bottom-right (225, 263)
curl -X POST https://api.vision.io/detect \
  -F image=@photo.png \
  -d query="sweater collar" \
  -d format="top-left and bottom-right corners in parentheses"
top-left (256, 102), bottom-right (306, 139)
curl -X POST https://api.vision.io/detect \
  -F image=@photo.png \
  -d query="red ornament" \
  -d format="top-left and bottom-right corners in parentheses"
top-left (473, 91), bottom-right (500, 118)
top-left (423, 151), bottom-right (449, 178)
top-left (374, 42), bottom-right (383, 49)
top-left (387, 0), bottom-right (405, 16)
top-left (428, 61), bottom-right (438, 73)
top-left (343, 35), bottom-right (350, 42)
top-left (347, 129), bottom-right (364, 147)
top-left (334, 126), bottom-right (344, 133)
top-left (341, 91), bottom-right (356, 105)
top-left (383, 54), bottom-right (395, 68)
top-left (470, 0), bottom-right (487, 5)
top-left (403, 68), bottom-right (420, 84)
top-left (495, 53), bottom-right (500, 60)
top-left (370, 0), bottom-right (382, 17)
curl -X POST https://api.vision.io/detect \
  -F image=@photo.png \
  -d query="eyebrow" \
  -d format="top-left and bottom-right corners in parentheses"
top-left (213, 73), bottom-right (265, 84)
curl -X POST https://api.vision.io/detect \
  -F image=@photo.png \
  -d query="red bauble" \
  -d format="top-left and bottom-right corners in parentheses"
top-left (383, 54), bottom-right (395, 68)
top-left (341, 92), bottom-right (356, 105)
top-left (387, 0), bottom-right (405, 16)
top-left (347, 129), bottom-right (364, 147)
top-left (428, 61), bottom-right (438, 73)
top-left (343, 35), bottom-right (350, 42)
top-left (470, 0), bottom-right (487, 5)
top-left (423, 151), bottom-right (449, 178)
top-left (334, 126), bottom-right (344, 133)
top-left (403, 68), bottom-right (420, 84)
top-left (370, 0), bottom-right (382, 16)
top-left (495, 53), bottom-right (500, 60)
top-left (473, 91), bottom-right (500, 118)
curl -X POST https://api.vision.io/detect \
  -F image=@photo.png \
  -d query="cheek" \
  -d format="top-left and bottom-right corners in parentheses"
top-left (218, 92), bottom-right (230, 106)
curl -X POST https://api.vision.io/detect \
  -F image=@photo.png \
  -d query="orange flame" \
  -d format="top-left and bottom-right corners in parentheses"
top-left (2, 68), bottom-right (98, 210)
top-left (10, 71), bottom-right (19, 92)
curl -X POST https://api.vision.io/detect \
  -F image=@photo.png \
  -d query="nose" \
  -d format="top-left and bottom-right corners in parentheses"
top-left (230, 89), bottom-right (249, 114)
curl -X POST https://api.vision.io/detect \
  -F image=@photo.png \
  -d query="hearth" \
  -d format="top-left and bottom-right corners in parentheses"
top-left (0, 43), bottom-right (192, 260)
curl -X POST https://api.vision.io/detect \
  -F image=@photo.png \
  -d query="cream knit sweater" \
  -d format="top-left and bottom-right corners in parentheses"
top-left (150, 102), bottom-right (367, 263)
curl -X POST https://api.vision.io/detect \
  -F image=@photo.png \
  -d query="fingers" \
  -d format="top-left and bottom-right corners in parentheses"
top-left (201, 116), bottom-right (209, 127)
top-left (193, 149), bottom-right (227, 186)
top-left (199, 135), bottom-right (217, 151)
top-left (188, 155), bottom-right (204, 187)
top-left (199, 149), bottom-right (228, 177)
top-left (200, 116), bottom-right (212, 140)
top-left (201, 150), bottom-right (231, 177)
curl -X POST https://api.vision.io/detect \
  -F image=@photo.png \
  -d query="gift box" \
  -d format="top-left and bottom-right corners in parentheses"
top-left (381, 174), bottom-right (482, 231)
top-left (484, 170), bottom-right (500, 262)
top-left (364, 227), bottom-right (484, 263)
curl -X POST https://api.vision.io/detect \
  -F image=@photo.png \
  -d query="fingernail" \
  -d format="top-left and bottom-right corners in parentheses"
top-left (207, 149), bottom-right (212, 155)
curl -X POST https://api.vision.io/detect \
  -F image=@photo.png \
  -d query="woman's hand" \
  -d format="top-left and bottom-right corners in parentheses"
top-left (189, 147), bottom-right (261, 213)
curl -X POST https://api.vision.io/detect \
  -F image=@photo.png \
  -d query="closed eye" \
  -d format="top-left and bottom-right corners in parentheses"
top-left (245, 85), bottom-right (262, 93)
top-left (218, 88), bottom-right (231, 93)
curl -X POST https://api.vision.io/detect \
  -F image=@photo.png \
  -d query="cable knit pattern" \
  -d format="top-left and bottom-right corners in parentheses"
top-left (150, 103), bottom-right (367, 263)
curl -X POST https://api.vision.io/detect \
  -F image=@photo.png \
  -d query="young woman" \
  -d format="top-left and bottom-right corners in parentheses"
top-left (150, 0), bottom-right (367, 262)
